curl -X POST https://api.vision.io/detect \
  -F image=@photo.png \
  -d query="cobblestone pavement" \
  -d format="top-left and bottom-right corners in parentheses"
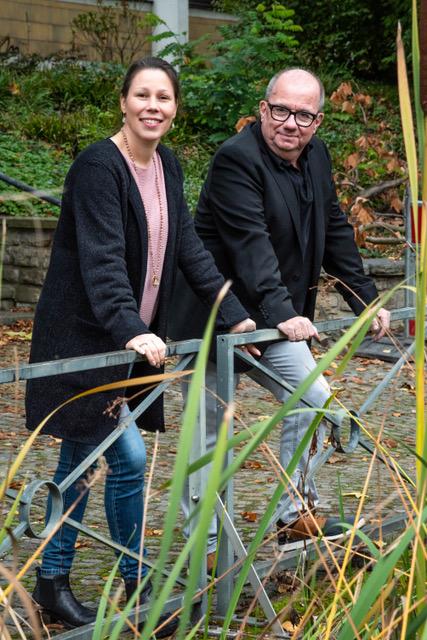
top-left (0, 330), bottom-right (417, 636)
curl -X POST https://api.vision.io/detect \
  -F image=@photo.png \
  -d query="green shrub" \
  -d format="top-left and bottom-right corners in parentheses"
top-left (0, 133), bottom-right (69, 217)
top-left (164, 3), bottom-right (302, 142)
top-left (20, 105), bottom-right (118, 155)
top-left (215, 0), bottom-right (411, 80)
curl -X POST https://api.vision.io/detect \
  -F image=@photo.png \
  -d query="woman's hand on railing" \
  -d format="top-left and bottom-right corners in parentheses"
top-left (229, 318), bottom-right (261, 357)
top-left (126, 333), bottom-right (167, 368)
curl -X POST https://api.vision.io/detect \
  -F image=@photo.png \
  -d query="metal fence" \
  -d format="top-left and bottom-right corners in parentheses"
top-left (0, 307), bottom-right (419, 638)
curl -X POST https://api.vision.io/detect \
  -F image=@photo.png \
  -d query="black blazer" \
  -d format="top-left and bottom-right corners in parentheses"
top-left (169, 121), bottom-right (378, 341)
top-left (25, 139), bottom-right (248, 444)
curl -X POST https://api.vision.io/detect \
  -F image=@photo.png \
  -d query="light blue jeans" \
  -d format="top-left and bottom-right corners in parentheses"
top-left (41, 411), bottom-right (147, 580)
top-left (182, 340), bottom-right (330, 551)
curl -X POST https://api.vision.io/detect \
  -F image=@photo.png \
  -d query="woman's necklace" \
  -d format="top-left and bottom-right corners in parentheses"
top-left (121, 128), bottom-right (164, 287)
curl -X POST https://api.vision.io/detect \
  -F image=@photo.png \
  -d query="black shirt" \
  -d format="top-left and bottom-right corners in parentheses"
top-left (254, 120), bottom-right (315, 310)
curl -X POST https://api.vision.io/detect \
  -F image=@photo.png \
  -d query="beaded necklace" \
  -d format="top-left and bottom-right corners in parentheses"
top-left (121, 127), bottom-right (164, 287)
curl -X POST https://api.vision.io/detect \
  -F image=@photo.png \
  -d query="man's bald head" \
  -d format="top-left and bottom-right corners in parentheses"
top-left (265, 68), bottom-right (325, 112)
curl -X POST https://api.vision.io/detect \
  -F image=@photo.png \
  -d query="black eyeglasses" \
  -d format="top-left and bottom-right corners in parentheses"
top-left (267, 102), bottom-right (318, 127)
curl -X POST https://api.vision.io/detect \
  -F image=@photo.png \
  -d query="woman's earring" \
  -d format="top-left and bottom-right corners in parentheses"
top-left (122, 113), bottom-right (126, 124)
top-left (171, 120), bottom-right (175, 130)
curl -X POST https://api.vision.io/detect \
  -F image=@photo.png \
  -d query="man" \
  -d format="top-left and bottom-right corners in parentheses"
top-left (170, 68), bottom-right (390, 557)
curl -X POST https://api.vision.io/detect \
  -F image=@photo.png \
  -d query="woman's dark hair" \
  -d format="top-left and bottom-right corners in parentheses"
top-left (121, 57), bottom-right (180, 103)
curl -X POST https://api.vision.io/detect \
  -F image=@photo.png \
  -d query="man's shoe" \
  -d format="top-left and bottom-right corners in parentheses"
top-left (276, 513), bottom-right (365, 551)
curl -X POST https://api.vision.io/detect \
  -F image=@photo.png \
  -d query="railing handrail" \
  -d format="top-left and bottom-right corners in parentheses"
top-left (0, 171), bottom-right (62, 207)
top-left (0, 307), bottom-right (418, 384)
top-left (0, 338), bottom-right (202, 383)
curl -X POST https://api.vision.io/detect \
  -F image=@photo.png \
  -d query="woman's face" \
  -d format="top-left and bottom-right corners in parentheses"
top-left (120, 68), bottom-right (177, 145)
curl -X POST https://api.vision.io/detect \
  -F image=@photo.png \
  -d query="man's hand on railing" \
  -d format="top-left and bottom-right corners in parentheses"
top-left (229, 318), bottom-right (261, 357)
top-left (126, 333), bottom-right (167, 368)
top-left (277, 316), bottom-right (320, 342)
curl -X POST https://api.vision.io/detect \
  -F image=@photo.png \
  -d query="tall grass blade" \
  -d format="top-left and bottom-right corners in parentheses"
top-left (397, 22), bottom-right (419, 242)
top-left (413, 0), bottom-right (425, 166)
top-left (220, 405), bottom-right (328, 639)
top-left (336, 505), bottom-right (427, 640)
top-left (137, 283), bottom-right (232, 639)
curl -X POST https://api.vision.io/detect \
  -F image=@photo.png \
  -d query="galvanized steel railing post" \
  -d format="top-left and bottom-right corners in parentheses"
top-left (215, 334), bottom-right (236, 614)
top-left (188, 363), bottom-right (208, 619)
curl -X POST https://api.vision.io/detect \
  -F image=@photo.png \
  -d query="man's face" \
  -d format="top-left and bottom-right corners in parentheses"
top-left (259, 71), bottom-right (324, 165)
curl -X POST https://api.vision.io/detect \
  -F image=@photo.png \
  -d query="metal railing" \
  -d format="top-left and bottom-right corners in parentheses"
top-left (1, 338), bottom-right (206, 638)
top-left (0, 307), bottom-right (419, 638)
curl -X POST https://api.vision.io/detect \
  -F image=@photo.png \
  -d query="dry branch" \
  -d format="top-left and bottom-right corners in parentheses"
top-left (357, 177), bottom-right (407, 199)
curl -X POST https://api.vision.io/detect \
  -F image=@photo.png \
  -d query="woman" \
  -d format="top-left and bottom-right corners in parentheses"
top-left (26, 57), bottom-right (256, 633)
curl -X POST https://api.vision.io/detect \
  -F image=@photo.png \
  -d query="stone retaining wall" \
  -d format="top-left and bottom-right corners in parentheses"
top-left (0, 216), bottom-right (406, 317)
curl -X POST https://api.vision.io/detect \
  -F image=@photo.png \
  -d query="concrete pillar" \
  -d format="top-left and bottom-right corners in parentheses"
top-left (151, 0), bottom-right (189, 57)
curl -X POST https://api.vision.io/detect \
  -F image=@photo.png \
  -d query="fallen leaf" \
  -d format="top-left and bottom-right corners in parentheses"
top-left (330, 82), bottom-right (353, 104)
top-left (241, 511), bottom-right (258, 522)
top-left (382, 438), bottom-right (398, 449)
top-left (344, 152), bottom-right (360, 170)
top-left (326, 454), bottom-right (341, 464)
top-left (74, 540), bottom-right (92, 549)
top-left (350, 198), bottom-right (375, 225)
top-left (342, 100), bottom-right (356, 115)
top-left (243, 460), bottom-right (264, 470)
top-left (145, 528), bottom-right (163, 537)
top-left (342, 491), bottom-right (363, 499)
top-left (354, 92), bottom-right (372, 107)
top-left (8, 481), bottom-right (24, 490)
top-left (390, 195), bottom-right (403, 212)
top-left (282, 620), bottom-right (298, 633)
top-left (355, 135), bottom-right (369, 149)
top-left (386, 156), bottom-right (401, 173)
top-left (349, 376), bottom-right (365, 384)
top-left (4, 330), bottom-right (32, 341)
top-left (323, 369), bottom-right (334, 376)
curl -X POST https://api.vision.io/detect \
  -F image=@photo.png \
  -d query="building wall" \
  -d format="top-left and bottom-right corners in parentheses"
top-left (0, 0), bottom-right (234, 59)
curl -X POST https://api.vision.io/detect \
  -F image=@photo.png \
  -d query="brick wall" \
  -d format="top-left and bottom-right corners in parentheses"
top-left (0, 216), bottom-right (406, 318)
top-left (0, 0), bottom-right (234, 58)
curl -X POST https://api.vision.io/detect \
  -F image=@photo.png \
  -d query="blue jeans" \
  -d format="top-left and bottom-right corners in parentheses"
top-left (41, 414), bottom-right (147, 581)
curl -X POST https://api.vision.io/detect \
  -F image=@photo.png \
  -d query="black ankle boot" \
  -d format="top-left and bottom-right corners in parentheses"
top-left (125, 579), bottom-right (179, 638)
top-left (32, 570), bottom-right (97, 629)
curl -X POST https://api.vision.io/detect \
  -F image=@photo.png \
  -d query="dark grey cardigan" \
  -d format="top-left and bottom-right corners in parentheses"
top-left (25, 139), bottom-right (247, 444)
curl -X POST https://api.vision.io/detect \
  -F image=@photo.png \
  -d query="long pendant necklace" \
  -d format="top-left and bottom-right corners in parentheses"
top-left (121, 128), bottom-right (164, 287)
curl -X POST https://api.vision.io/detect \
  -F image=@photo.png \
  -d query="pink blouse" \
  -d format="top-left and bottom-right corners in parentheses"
top-left (123, 151), bottom-right (169, 326)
